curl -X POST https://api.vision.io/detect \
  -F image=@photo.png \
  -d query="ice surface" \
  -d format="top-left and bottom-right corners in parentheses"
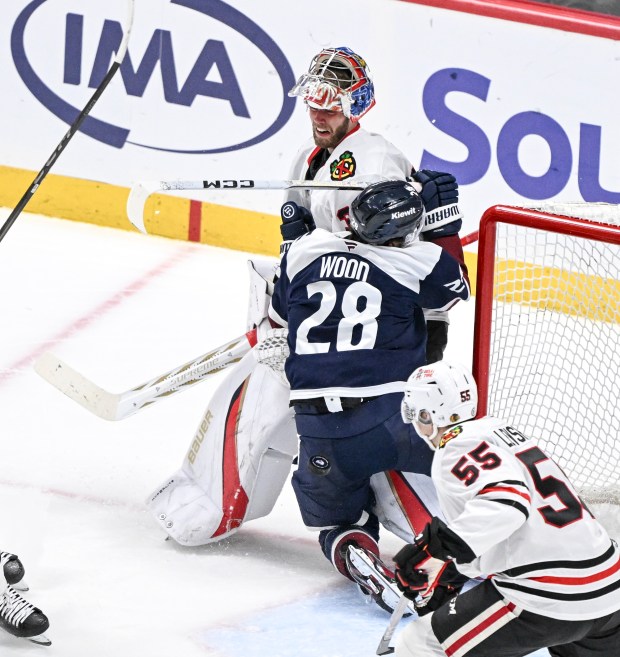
top-left (1, 210), bottom-right (604, 655)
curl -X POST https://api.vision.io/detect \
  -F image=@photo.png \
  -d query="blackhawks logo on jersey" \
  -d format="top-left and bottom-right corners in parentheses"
top-left (330, 150), bottom-right (356, 180)
top-left (438, 425), bottom-right (463, 449)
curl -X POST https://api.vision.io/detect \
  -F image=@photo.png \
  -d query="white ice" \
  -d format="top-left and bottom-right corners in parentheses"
top-left (1, 210), bottom-right (614, 656)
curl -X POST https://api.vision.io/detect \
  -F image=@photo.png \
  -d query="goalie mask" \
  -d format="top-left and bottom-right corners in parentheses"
top-left (349, 180), bottom-right (424, 246)
top-left (289, 47), bottom-right (376, 119)
top-left (401, 361), bottom-right (478, 448)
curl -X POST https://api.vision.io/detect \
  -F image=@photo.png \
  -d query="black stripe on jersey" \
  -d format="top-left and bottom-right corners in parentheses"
top-left (490, 498), bottom-right (530, 519)
top-left (502, 542), bottom-right (617, 577)
top-left (495, 574), bottom-right (620, 601)
top-left (480, 480), bottom-right (528, 491)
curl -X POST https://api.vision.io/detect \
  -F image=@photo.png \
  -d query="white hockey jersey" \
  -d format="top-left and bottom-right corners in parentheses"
top-left (433, 416), bottom-right (620, 621)
top-left (284, 124), bottom-right (414, 233)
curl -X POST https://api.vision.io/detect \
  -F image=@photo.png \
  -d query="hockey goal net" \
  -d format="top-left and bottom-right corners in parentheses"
top-left (472, 203), bottom-right (620, 504)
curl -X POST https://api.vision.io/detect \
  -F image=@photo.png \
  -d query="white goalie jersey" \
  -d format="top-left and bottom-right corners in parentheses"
top-left (433, 416), bottom-right (620, 621)
top-left (284, 124), bottom-right (413, 232)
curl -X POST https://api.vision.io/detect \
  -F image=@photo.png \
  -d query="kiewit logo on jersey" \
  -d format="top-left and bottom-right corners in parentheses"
top-left (11, 0), bottom-right (296, 153)
top-left (330, 150), bottom-right (356, 180)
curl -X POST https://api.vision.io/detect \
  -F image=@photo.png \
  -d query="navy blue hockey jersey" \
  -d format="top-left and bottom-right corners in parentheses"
top-left (268, 229), bottom-right (470, 400)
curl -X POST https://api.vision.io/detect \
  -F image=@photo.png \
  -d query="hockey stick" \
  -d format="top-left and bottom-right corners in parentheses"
top-left (376, 593), bottom-right (411, 656)
top-left (126, 178), bottom-right (369, 233)
top-left (34, 330), bottom-right (257, 421)
top-left (0, 0), bottom-right (135, 244)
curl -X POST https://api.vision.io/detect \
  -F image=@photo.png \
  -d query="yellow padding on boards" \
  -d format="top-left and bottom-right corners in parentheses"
top-left (0, 164), bottom-right (478, 287)
top-left (495, 259), bottom-right (620, 323)
top-left (0, 165), bottom-right (136, 232)
top-left (199, 203), bottom-right (281, 256)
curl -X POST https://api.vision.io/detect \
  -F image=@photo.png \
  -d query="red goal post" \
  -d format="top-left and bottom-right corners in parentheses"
top-left (472, 204), bottom-right (620, 503)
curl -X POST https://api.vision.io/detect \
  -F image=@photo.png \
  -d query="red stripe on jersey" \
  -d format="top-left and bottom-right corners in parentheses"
top-left (386, 471), bottom-right (433, 536)
top-left (444, 602), bottom-right (517, 656)
top-left (531, 554), bottom-right (620, 585)
top-left (212, 379), bottom-right (250, 537)
top-left (478, 486), bottom-right (531, 502)
top-left (306, 146), bottom-right (323, 167)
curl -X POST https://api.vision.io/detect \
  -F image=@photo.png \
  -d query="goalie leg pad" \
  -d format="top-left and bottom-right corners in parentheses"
top-left (146, 350), bottom-right (297, 546)
top-left (370, 470), bottom-right (442, 544)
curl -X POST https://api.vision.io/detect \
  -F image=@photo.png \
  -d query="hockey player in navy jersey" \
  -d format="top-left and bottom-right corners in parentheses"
top-left (147, 46), bottom-right (468, 554)
top-left (393, 361), bottom-right (620, 656)
top-left (268, 180), bottom-right (470, 612)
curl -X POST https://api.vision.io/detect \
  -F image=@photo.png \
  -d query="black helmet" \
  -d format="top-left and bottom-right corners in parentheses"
top-left (349, 180), bottom-right (425, 245)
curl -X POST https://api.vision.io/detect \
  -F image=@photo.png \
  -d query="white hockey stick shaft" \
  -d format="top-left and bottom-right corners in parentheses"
top-left (126, 178), bottom-right (369, 233)
top-left (376, 593), bottom-right (410, 655)
top-left (0, 0), bottom-right (135, 244)
top-left (34, 330), bottom-right (256, 421)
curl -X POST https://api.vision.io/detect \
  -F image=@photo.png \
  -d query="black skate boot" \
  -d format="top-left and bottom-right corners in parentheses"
top-left (0, 552), bottom-right (27, 591)
top-left (345, 546), bottom-right (414, 615)
top-left (0, 586), bottom-right (51, 646)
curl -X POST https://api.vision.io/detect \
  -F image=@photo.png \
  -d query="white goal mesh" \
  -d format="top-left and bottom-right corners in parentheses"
top-left (473, 203), bottom-right (620, 504)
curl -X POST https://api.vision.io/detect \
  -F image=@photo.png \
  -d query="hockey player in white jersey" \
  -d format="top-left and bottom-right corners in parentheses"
top-left (147, 46), bottom-right (467, 554)
top-left (393, 361), bottom-right (620, 656)
top-left (268, 180), bottom-right (470, 612)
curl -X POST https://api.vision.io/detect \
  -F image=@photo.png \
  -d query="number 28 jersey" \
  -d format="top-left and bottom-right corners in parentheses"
top-left (434, 416), bottom-right (620, 620)
top-left (268, 228), bottom-right (469, 400)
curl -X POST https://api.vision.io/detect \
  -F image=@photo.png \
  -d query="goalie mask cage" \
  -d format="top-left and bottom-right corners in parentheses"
top-left (472, 203), bottom-right (620, 504)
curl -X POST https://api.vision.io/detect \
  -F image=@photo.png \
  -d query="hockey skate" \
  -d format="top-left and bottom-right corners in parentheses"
top-left (346, 546), bottom-right (415, 615)
top-left (1, 552), bottom-right (28, 591)
top-left (0, 586), bottom-right (51, 646)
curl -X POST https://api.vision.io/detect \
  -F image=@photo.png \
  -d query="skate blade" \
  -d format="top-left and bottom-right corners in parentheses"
top-left (347, 547), bottom-right (415, 615)
top-left (10, 580), bottom-right (29, 592)
top-left (28, 633), bottom-right (51, 646)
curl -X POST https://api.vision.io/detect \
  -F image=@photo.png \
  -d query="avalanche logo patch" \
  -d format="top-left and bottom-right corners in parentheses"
top-left (309, 455), bottom-right (331, 476)
top-left (438, 425), bottom-right (463, 449)
top-left (330, 150), bottom-right (356, 180)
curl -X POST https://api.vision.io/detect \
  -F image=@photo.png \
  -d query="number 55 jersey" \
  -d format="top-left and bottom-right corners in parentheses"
top-left (268, 228), bottom-right (470, 401)
top-left (431, 416), bottom-right (620, 620)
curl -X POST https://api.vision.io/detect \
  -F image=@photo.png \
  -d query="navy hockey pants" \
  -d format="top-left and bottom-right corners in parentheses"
top-left (291, 393), bottom-right (434, 529)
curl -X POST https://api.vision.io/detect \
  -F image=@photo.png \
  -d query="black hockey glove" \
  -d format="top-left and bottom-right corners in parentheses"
top-left (412, 169), bottom-right (458, 213)
top-left (393, 517), bottom-right (472, 615)
top-left (280, 202), bottom-right (316, 241)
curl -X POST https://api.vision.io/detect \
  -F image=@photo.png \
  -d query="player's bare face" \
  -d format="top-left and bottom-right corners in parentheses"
top-left (309, 108), bottom-right (352, 150)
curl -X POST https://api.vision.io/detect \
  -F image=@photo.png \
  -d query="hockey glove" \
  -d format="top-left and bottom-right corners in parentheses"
top-left (393, 517), bottom-right (472, 615)
top-left (280, 202), bottom-right (316, 241)
top-left (412, 170), bottom-right (458, 213)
